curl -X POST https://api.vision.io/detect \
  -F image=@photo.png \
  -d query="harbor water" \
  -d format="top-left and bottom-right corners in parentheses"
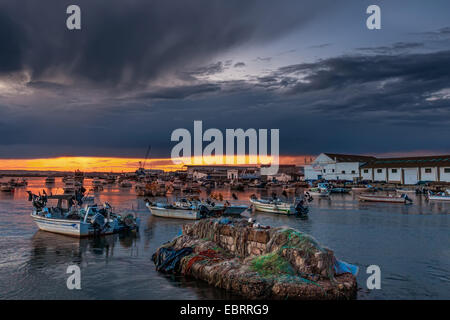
top-left (0, 178), bottom-right (448, 299)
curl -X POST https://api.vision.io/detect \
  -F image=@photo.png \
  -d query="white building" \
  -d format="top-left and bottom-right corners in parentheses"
top-left (304, 153), bottom-right (376, 181)
top-left (360, 155), bottom-right (450, 184)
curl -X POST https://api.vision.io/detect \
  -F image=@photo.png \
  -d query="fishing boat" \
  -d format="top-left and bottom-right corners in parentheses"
top-left (28, 193), bottom-right (139, 237)
top-left (426, 191), bottom-right (450, 201)
top-left (145, 198), bottom-right (205, 220)
top-left (249, 197), bottom-right (295, 214)
top-left (358, 193), bottom-right (412, 204)
top-left (29, 194), bottom-right (116, 237)
top-left (304, 187), bottom-right (330, 197)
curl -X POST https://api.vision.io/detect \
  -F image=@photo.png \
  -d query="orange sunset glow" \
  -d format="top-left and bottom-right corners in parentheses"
top-left (0, 155), bottom-right (313, 172)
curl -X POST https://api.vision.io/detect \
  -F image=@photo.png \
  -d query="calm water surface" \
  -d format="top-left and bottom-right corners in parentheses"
top-left (0, 178), bottom-right (448, 299)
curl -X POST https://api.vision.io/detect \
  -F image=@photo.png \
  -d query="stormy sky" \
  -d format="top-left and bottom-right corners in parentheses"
top-left (1, 0), bottom-right (450, 159)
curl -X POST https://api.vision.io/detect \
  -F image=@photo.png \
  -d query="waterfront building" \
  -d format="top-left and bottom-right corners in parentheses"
top-left (360, 155), bottom-right (450, 184)
top-left (304, 153), bottom-right (376, 181)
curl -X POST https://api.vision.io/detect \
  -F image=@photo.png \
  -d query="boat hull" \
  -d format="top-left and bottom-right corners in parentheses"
top-left (31, 214), bottom-right (116, 237)
top-left (249, 199), bottom-right (295, 215)
top-left (427, 195), bottom-right (450, 201)
top-left (358, 195), bottom-right (406, 203)
top-left (147, 205), bottom-right (202, 220)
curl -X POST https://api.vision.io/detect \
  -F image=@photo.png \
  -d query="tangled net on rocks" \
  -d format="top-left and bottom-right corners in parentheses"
top-left (152, 218), bottom-right (357, 300)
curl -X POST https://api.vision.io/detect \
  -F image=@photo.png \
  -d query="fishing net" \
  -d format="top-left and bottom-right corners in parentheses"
top-left (152, 218), bottom-right (357, 299)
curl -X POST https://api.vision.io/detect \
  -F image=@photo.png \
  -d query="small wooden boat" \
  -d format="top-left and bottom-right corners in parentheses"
top-left (358, 194), bottom-right (412, 204)
top-left (249, 197), bottom-right (295, 214)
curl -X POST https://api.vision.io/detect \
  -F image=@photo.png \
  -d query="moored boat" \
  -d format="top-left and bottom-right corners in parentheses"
top-left (28, 193), bottom-right (139, 237)
top-left (358, 193), bottom-right (412, 204)
top-left (304, 187), bottom-right (330, 197)
top-left (145, 198), bottom-right (205, 220)
top-left (426, 191), bottom-right (450, 201)
top-left (249, 197), bottom-right (295, 214)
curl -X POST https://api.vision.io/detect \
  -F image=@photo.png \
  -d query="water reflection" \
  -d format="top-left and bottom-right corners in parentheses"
top-left (0, 177), bottom-right (448, 299)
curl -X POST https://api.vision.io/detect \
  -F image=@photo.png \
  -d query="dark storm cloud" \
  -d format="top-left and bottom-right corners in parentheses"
top-left (0, 3), bottom-right (450, 158)
top-left (2, 49), bottom-right (450, 158)
top-left (234, 62), bottom-right (246, 68)
top-left (266, 50), bottom-right (450, 96)
top-left (0, 0), bottom-right (333, 87)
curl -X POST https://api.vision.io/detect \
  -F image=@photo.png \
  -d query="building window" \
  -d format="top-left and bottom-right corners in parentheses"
top-left (425, 168), bottom-right (432, 173)
top-left (445, 168), bottom-right (450, 173)
top-left (377, 169), bottom-right (382, 173)
top-left (392, 169), bottom-right (397, 173)
top-left (341, 171), bottom-right (345, 174)
top-left (351, 170), bottom-right (356, 174)
top-left (332, 169), bottom-right (335, 173)
top-left (363, 169), bottom-right (369, 173)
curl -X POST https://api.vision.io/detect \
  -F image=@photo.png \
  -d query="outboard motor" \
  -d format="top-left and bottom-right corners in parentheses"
top-left (401, 194), bottom-right (413, 203)
top-left (294, 200), bottom-right (309, 219)
top-left (198, 205), bottom-right (210, 218)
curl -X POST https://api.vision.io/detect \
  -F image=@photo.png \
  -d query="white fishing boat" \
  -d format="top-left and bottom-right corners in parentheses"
top-left (427, 191), bottom-right (450, 201)
top-left (145, 199), bottom-right (204, 220)
top-left (304, 187), bottom-right (330, 197)
top-left (28, 193), bottom-right (139, 237)
top-left (29, 194), bottom-right (117, 237)
top-left (358, 193), bottom-right (412, 204)
top-left (249, 197), bottom-right (295, 215)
